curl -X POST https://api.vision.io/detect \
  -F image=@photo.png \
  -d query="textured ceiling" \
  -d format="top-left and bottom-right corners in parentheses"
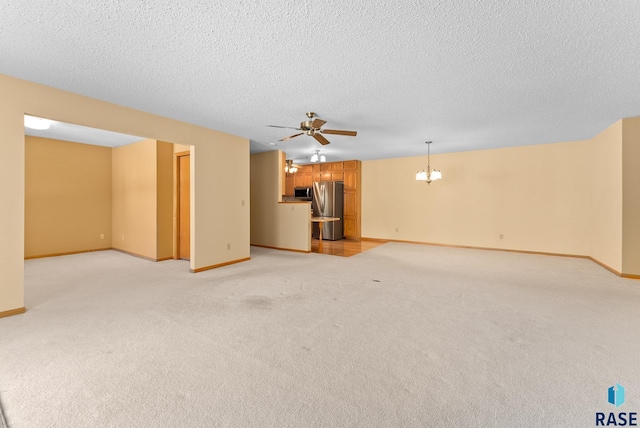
top-left (2, 1), bottom-right (639, 164)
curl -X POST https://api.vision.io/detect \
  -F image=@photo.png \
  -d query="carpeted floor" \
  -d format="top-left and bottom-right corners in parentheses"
top-left (1, 243), bottom-right (639, 427)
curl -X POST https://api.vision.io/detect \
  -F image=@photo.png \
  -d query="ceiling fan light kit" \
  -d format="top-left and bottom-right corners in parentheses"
top-left (268, 112), bottom-right (357, 146)
top-left (285, 159), bottom-right (298, 173)
top-left (416, 141), bottom-right (442, 185)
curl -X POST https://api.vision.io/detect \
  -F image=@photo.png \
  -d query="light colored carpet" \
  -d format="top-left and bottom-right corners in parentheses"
top-left (1, 244), bottom-right (639, 427)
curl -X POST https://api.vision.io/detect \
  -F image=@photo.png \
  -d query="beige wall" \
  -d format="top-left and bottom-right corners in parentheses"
top-left (250, 151), bottom-right (311, 251)
top-left (26, 137), bottom-right (175, 263)
top-left (24, 137), bottom-right (112, 258)
top-left (0, 73), bottom-right (249, 313)
top-left (622, 117), bottom-right (640, 275)
top-left (192, 142), bottom-right (250, 268)
top-left (363, 141), bottom-right (593, 255)
top-left (0, 96), bottom-right (24, 312)
top-left (362, 123), bottom-right (640, 276)
top-left (112, 139), bottom-right (158, 259)
top-left (590, 120), bottom-right (623, 272)
top-left (157, 141), bottom-right (174, 260)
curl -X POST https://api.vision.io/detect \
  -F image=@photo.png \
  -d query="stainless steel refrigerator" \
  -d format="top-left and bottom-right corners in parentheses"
top-left (312, 181), bottom-right (344, 240)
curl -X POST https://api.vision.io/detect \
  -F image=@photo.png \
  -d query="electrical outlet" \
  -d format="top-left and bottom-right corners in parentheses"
top-left (122, 234), bottom-right (125, 241)
top-left (227, 243), bottom-right (231, 250)
top-left (100, 234), bottom-right (105, 240)
top-left (395, 228), bottom-right (399, 233)
top-left (500, 234), bottom-right (504, 240)
top-left (241, 200), bottom-right (245, 206)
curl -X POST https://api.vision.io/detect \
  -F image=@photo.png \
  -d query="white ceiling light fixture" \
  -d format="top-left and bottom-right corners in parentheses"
top-left (24, 115), bottom-right (53, 130)
top-left (285, 159), bottom-right (298, 173)
top-left (416, 141), bottom-right (442, 185)
top-left (310, 150), bottom-right (326, 163)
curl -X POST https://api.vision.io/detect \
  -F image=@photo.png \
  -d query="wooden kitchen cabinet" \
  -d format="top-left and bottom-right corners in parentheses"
top-left (344, 161), bottom-right (358, 170)
top-left (293, 174), bottom-right (305, 188)
top-left (343, 182), bottom-right (360, 239)
top-left (344, 218), bottom-right (357, 238)
top-left (285, 173), bottom-right (294, 196)
top-left (344, 169), bottom-right (359, 190)
top-left (344, 190), bottom-right (357, 216)
top-left (302, 174), bottom-right (312, 187)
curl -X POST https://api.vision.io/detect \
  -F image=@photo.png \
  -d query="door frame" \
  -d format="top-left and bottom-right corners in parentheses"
top-left (175, 150), bottom-right (190, 260)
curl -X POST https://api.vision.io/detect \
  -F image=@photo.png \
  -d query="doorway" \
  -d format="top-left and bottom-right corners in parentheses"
top-left (176, 152), bottom-right (190, 260)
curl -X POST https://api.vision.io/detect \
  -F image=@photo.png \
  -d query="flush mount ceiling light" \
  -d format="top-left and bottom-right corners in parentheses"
top-left (416, 141), bottom-right (442, 185)
top-left (310, 150), bottom-right (326, 163)
top-left (24, 115), bottom-right (53, 130)
top-left (285, 159), bottom-right (298, 173)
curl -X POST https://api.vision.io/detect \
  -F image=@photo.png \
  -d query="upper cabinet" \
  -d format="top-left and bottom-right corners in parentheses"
top-left (284, 160), bottom-right (360, 195)
top-left (344, 169), bottom-right (358, 190)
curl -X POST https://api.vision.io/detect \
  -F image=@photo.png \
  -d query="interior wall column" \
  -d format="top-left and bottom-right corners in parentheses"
top-left (622, 117), bottom-right (640, 277)
top-left (0, 103), bottom-right (25, 313)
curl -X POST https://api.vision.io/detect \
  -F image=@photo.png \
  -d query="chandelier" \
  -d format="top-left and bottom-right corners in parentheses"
top-left (310, 150), bottom-right (326, 163)
top-left (416, 141), bottom-right (442, 185)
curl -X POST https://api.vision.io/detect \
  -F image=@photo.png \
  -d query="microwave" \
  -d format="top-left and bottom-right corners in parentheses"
top-left (294, 187), bottom-right (313, 200)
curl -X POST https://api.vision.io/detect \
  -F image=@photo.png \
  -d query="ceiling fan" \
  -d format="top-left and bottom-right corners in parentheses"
top-left (268, 112), bottom-right (357, 145)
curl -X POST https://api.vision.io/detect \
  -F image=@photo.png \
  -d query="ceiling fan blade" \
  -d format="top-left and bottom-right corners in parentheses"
top-left (310, 118), bottom-right (326, 129)
top-left (268, 125), bottom-right (302, 130)
top-left (279, 132), bottom-right (304, 142)
top-left (321, 129), bottom-right (357, 137)
top-left (313, 133), bottom-right (331, 145)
